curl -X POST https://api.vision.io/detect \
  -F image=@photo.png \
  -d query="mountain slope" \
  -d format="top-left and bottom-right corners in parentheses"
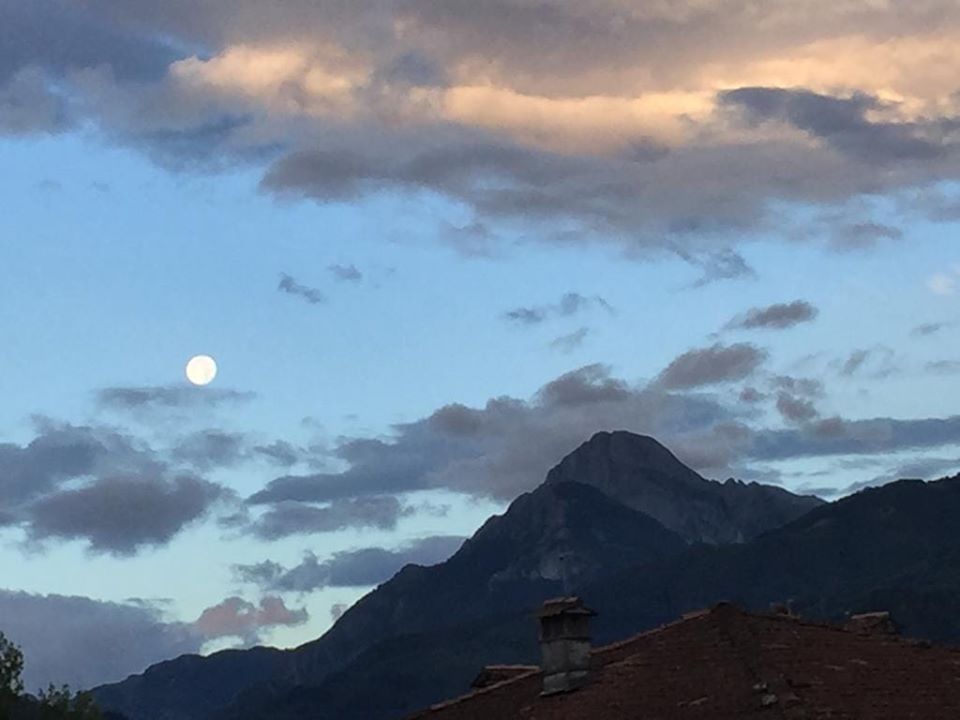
top-left (586, 474), bottom-right (960, 645)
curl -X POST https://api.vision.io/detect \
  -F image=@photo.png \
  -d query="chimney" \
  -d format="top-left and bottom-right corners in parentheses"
top-left (537, 597), bottom-right (596, 696)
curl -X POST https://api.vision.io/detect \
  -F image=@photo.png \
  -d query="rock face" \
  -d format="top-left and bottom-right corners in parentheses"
top-left (93, 431), bottom-right (825, 720)
top-left (545, 431), bottom-right (824, 544)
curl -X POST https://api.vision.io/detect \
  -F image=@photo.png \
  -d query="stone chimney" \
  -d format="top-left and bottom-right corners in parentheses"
top-left (537, 596), bottom-right (596, 695)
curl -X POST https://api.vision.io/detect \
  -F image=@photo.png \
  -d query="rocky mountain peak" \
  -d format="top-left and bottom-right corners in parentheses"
top-left (546, 430), bottom-right (823, 544)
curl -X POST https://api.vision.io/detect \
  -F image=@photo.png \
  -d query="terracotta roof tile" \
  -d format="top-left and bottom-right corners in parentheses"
top-left (407, 604), bottom-right (960, 720)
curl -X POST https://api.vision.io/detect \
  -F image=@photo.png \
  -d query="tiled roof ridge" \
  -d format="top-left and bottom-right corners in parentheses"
top-left (594, 603), bottom-right (960, 665)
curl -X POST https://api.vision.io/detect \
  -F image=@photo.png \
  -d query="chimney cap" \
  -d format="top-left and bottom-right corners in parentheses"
top-left (537, 596), bottom-right (596, 619)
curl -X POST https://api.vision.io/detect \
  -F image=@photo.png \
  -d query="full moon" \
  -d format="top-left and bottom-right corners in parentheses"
top-left (185, 355), bottom-right (218, 386)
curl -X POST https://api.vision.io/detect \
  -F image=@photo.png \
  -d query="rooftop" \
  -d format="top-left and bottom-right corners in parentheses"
top-left (407, 603), bottom-right (960, 719)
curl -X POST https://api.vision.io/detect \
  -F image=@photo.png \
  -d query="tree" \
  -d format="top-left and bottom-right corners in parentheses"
top-left (1, 630), bottom-right (25, 713)
top-left (36, 685), bottom-right (101, 720)
top-left (0, 630), bottom-right (102, 719)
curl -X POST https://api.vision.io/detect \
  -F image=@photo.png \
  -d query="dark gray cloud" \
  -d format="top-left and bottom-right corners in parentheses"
top-left (0, 68), bottom-right (71, 135)
top-left (278, 273), bottom-right (326, 305)
top-left (235, 535), bottom-right (465, 592)
top-left (97, 385), bottom-right (255, 412)
top-left (327, 263), bottom-right (363, 282)
top-left (726, 300), bottom-right (819, 331)
top-left (0, 2), bottom-right (179, 84)
top-left (658, 343), bottom-right (768, 389)
top-left (502, 292), bottom-right (614, 325)
top-left (0, 420), bottom-right (161, 505)
top-left (549, 327), bottom-right (590, 353)
top-left (0, 590), bottom-right (200, 692)
top-left (0, 590), bottom-right (308, 692)
top-left (3, 2), bottom-right (960, 258)
top-left (171, 431), bottom-right (248, 470)
top-left (27, 474), bottom-right (228, 555)
top-left (775, 393), bottom-right (819, 424)
top-left (721, 87), bottom-right (947, 165)
top-left (0, 420), bottom-right (239, 554)
top-left (248, 496), bottom-right (407, 539)
top-left (752, 415), bottom-right (960, 460)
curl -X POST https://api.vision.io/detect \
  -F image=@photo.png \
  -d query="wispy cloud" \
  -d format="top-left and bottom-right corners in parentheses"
top-left (503, 292), bottom-right (613, 325)
top-left (549, 327), bottom-right (590, 353)
top-left (278, 273), bottom-right (325, 305)
top-left (725, 300), bottom-right (819, 331)
top-left (928, 265), bottom-right (960, 296)
top-left (327, 264), bottom-right (362, 282)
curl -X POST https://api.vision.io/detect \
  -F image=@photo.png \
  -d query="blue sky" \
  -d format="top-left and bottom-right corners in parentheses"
top-left (1, 0), bottom-right (959, 694)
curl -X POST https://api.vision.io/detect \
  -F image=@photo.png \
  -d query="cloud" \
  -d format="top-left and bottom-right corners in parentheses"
top-left (720, 87), bottom-right (946, 164)
top-left (327, 263), bottom-right (362, 282)
top-left (502, 292), bottom-right (613, 325)
top-left (0, 591), bottom-right (200, 692)
top-left (549, 327), bottom-right (590, 353)
top-left (239, 345), bottom-right (960, 512)
top-left (234, 535), bottom-right (465, 592)
top-left (192, 596), bottom-right (307, 642)
top-left (0, 589), bottom-right (310, 692)
top-left (252, 440), bottom-right (303, 467)
top-left (0, 420), bottom-right (162, 505)
top-left (775, 393), bottom-right (819, 424)
top-left (751, 415), bottom-right (960, 460)
top-left (247, 496), bottom-right (407, 539)
top-left (0, 67), bottom-right (71, 135)
top-left (657, 343), bottom-right (768, 389)
top-left (688, 248), bottom-right (756, 287)
top-left (836, 347), bottom-right (899, 379)
top-left (927, 359), bottom-right (960, 375)
top-left (26, 474), bottom-right (228, 555)
top-left (831, 222), bottom-right (903, 252)
top-left (928, 267), bottom-right (960, 296)
top-left (6, 2), bottom-right (960, 259)
top-left (97, 385), bottom-right (255, 412)
top-left (244, 362), bottom-right (751, 505)
top-left (278, 272), bottom-right (326, 305)
top-left (0, 420), bottom-right (241, 555)
top-left (725, 300), bottom-right (819, 331)
top-left (170, 432), bottom-right (305, 471)
top-left (912, 322), bottom-right (948, 337)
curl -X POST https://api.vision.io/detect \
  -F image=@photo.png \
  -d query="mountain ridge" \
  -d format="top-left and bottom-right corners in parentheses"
top-left (91, 432), bottom-right (828, 720)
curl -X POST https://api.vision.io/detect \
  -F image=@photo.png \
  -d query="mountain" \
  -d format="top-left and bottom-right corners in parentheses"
top-left (92, 432), bottom-right (823, 720)
top-left (234, 473), bottom-right (960, 720)
top-left (545, 431), bottom-right (823, 543)
top-left (585, 473), bottom-right (960, 646)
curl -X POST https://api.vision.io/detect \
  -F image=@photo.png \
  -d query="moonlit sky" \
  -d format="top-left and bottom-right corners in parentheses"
top-left (1, 0), bottom-right (959, 693)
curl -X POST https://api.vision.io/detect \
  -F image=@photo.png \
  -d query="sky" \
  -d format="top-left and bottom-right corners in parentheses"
top-left (1, 0), bottom-right (959, 694)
